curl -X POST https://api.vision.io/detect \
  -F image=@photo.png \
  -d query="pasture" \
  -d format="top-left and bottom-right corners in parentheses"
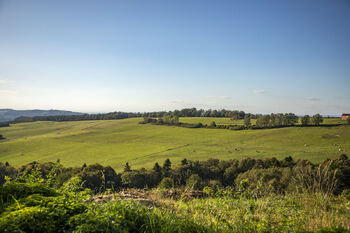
top-left (0, 118), bottom-right (349, 171)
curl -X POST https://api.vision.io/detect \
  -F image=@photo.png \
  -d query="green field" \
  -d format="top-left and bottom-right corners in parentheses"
top-left (0, 118), bottom-right (349, 171)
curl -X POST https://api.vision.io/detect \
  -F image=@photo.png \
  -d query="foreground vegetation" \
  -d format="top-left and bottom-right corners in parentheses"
top-left (1, 118), bottom-right (350, 169)
top-left (1, 155), bottom-right (349, 232)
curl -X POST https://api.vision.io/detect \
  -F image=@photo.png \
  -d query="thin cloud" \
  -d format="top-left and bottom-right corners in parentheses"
top-left (253, 89), bottom-right (265, 94)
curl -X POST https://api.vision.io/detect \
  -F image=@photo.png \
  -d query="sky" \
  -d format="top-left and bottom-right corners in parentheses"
top-left (0, 0), bottom-right (349, 115)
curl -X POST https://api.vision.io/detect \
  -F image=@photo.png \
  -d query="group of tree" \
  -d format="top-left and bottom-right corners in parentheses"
top-left (2, 154), bottom-right (349, 196)
top-left (0, 122), bottom-right (9, 127)
top-left (141, 116), bottom-right (246, 130)
top-left (9, 108), bottom-right (253, 124)
top-left (11, 111), bottom-right (143, 123)
top-left (144, 108), bottom-right (250, 119)
top-left (254, 113), bottom-right (299, 128)
top-left (250, 113), bottom-right (326, 128)
top-left (142, 112), bottom-right (329, 130)
top-left (301, 114), bottom-right (324, 126)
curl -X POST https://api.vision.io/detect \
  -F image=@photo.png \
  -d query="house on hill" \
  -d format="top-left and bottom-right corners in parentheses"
top-left (341, 114), bottom-right (350, 120)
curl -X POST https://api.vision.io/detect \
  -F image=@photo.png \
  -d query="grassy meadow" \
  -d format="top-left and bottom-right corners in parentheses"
top-left (0, 118), bottom-right (349, 170)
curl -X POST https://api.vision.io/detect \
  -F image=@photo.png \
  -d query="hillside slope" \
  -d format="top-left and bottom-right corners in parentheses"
top-left (0, 109), bottom-right (83, 122)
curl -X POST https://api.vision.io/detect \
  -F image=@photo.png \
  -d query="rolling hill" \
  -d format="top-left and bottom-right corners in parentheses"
top-left (0, 109), bottom-right (83, 122)
top-left (0, 118), bottom-right (349, 171)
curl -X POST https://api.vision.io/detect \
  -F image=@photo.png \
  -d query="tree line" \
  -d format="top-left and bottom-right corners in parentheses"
top-left (1, 154), bottom-right (349, 195)
top-left (8, 108), bottom-right (252, 124)
top-left (252, 113), bottom-right (325, 128)
top-left (141, 113), bottom-right (343, 130)
top-left (0, 122), bottom-right (9, 127)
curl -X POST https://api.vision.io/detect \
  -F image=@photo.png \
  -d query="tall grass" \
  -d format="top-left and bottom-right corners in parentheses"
top-left (154, 193), bottom-right (350, 232)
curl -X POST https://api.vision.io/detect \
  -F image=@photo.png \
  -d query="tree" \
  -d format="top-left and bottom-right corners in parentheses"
top-left (0, 134), bottom-right (4, 140)
top-left (163, 159), bottom-right (172, 177)
top-left (163, 159), bottom-right (171, 170)
top-left (284, 113), bottom-right (298, 126)
top-left (210, 121), bottom-right (216, 127)
top-left (121, 171), bottom-right (146, 188)
top-left (123, 162), bottom-right (131, 172)
top-left (301, 115), bottom-right (310, 126)
top-left (244, 115), bottom-right (251, 127)
top-left (312, 114), bottom-right (323, 126)
top-left (153, 162), bottom-right (162, 173)
top-left (186, 174), bottom-right (204, 190)
top-left (256, 115), bottom-right (270, 128)
top-left (158, 177), bottom-right (173, 189)
top-left (181, 158), bottom-right (188, 166)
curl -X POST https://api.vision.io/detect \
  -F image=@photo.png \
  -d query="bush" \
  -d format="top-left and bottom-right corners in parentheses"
top-left (0, 206), bottom-right (58, 232)
top-left (186, 174), bottom-right (204, 190)
top-left (158, 177), bottom-right (173, 189)
top-left (0, 182), bottom-right (57, 205)
top-left (235, 167), bottom-right (293, 196)
top-left (121, 171), bottom-right (146, 188)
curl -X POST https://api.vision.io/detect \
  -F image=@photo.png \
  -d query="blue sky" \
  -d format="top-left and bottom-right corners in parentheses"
top-left (0, 0), bottom-right (349, 115)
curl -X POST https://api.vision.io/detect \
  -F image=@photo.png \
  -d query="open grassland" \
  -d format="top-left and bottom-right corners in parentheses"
top-left (0, 118), bottom-right (350, 170)
top-left (179, 117), bottom-right (345, 125)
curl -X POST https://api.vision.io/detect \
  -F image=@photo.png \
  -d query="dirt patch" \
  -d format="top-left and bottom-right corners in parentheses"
top-left (86, 189), bottom-right (155, 205)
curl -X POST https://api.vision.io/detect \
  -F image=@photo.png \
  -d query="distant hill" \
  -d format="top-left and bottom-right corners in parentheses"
top-left (0, 109), bottom-right (83, 122)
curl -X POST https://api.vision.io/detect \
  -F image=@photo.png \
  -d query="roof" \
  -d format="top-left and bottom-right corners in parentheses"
top-left (341, 114), bottom-right (350, 116)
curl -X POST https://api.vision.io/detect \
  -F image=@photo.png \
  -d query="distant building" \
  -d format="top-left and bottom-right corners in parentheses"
top-left (341, 114), bottom-right (350, 120)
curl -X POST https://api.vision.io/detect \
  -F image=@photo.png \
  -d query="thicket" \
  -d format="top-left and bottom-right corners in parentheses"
top-left (1, 155), bottom-right (349, 196)
top-left (0, 168), bottom-right (209, 233)
top-left (1, 155), bottom-right (349, 232)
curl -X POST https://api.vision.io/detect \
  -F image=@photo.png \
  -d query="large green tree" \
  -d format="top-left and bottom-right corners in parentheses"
top-left (312, 114), bottom-right (323, 126)
top-left (301, 115), bottom-right (310, 126)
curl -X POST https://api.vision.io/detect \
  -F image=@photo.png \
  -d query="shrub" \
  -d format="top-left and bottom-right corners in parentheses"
top-left (0, 182), bottom-right (57, 205)
top-left (121, 171), bottom-right (146, 188)
top-left (0, 206), bottom-right (58, 232)
top-left (186, 174), bottom-right (204, 190)
top-left (158, 177), bottom-right (173, 189)
top-left (235, 167), bottom-right (293, 196)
